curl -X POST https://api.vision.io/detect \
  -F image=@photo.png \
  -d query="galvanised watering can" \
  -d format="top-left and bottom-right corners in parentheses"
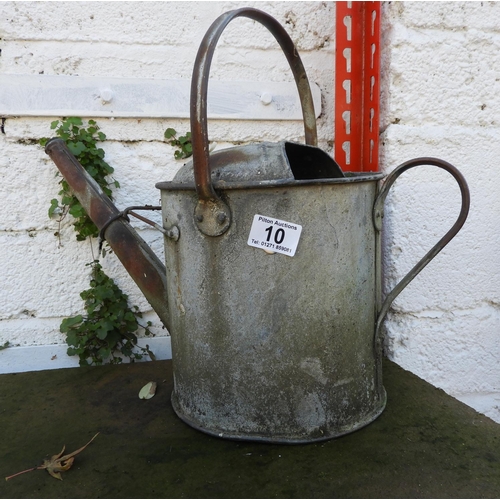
top-left (45, 8), bottom-right (470, 443)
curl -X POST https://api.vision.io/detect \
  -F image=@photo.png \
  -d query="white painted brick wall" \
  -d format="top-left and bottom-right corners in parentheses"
top-left (1, 1), bottom-right (499, 424)
top-left (380, 2), bottom-right (500, 422)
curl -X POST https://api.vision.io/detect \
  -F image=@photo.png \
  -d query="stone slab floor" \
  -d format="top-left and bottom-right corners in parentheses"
top-left (1, 359), bottom-right (499, 498)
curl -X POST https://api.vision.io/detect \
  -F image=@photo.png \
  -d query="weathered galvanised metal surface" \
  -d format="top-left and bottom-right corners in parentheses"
top-left (156, 161), bottom-right (468, 443)
top-left (44, 7), bottom-right (470, 444)
top-left (159, 174), bottom-right (386, 442)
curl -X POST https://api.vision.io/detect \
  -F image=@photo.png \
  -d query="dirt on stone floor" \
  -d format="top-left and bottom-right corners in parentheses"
top-left (1, 359), bottom-right (500, 499)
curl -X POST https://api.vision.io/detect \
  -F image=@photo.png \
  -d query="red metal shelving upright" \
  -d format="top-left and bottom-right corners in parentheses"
top-left (335, 1), bottom-right (381, 172)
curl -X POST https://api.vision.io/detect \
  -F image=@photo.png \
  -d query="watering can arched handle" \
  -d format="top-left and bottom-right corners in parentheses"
top-left (373, 157), bottom-right (470, 342)
top-left (190, 7), bottom-right (318, 236)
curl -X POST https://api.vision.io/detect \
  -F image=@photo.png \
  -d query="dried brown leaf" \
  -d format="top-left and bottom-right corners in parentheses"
top-left (5, 433), bottom-right (99, 481)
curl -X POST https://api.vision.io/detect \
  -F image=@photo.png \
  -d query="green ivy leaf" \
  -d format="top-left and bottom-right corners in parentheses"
top-left (68, 141), bottom-right (86, 156)
top-left (68, 203), bottom-right (85, 218)
top-left (67, 117), bottom-right (83, 126)
top-left (48, 199), bottom-right (60, 218)
top-left (60, 315), bottom-right (84, 333)
top-left (164, 128), bottom-right (176, 139)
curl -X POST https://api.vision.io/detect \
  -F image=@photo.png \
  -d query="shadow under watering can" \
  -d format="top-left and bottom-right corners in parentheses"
top-left (45, 8), bottom-right (470, 443)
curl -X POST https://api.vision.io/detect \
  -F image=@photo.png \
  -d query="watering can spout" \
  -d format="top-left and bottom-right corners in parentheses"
top-left (45, 138), bottom-right (171, 332)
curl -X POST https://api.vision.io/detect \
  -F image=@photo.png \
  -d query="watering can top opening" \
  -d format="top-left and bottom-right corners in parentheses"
top-left (156, 141), bottom-right (384, 192)
top-left (157, 7), bottom-right (383, 194)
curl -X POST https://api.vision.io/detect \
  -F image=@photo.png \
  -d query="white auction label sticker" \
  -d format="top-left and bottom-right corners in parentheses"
top-left (247, 214), bottom-right (303, 257)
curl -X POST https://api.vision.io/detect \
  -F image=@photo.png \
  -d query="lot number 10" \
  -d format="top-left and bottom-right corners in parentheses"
top-left (264, 226), bottom-right (285, 244)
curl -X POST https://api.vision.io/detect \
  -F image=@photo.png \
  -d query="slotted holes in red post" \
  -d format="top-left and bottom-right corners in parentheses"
top-left (335, 1), bottom-right (381, 172)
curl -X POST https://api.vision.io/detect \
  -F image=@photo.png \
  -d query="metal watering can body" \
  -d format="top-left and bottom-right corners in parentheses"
top-left (159, 172), bottom-right (386, 442)
top-left (45, 8), bottom-right (470, 443)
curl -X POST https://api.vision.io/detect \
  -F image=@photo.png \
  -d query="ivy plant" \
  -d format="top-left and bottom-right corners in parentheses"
top-left (164, 128), bottom-right (193, 159)
top-left (61, 261), bottom-right (153, 366)
top-left (40, 117), bottom-right (119, 241)
top-left (41, 117), bottom-right (154, 366)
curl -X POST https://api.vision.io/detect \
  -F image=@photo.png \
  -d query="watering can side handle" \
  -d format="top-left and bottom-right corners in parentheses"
top-left (373, 157), bottom-right (470, 336)
top-left (190, 7), bottom-right (318, 236)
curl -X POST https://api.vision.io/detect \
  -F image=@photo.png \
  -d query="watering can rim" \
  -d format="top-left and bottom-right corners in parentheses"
top-left (156, 169), bottom-right (384, 192)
